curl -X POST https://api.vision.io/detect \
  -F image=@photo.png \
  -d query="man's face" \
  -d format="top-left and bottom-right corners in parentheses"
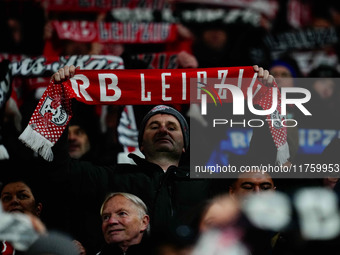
top-left (140, 114), bottom-right (185, 157)
top-left (269, 66), bottom-right (294, 88)
top-left (101, 195), bottom-right (149, 246)
top-left (202, 28), bottom-right (228, 50)
top-left (229, 171), bottom-right (275, 200)
top-left (313, 79), bottom-right (335, 99)
top-left (1, 182), bottom-right (42, 216)
top-left (68, 125), bottom-right (91, 159)
top-left (199, 197), bottom-right (239, 233)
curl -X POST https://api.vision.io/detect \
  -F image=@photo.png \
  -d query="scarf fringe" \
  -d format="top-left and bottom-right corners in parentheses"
top-left (18, 125), bottom-right (54, 161)
top-left (276, 142), bottom-right (290, 166)
top-left (0, 145), bottom-right (9, 160)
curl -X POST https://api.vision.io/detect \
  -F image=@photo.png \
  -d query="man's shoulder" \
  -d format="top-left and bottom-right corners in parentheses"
top-left (114, 163), bottom-right (142, 173)
top-left (113, 153), bottom-right (162, 173)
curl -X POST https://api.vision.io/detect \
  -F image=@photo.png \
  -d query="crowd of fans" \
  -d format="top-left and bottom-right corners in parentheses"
top-left (1, 0), bottom-right (340, 254)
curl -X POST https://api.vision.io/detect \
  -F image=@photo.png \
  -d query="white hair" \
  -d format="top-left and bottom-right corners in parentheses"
top-left (100, 192), bottom-right (150, 233)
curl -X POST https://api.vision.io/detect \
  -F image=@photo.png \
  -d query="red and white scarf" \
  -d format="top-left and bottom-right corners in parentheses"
top-left (52, 21), bottom-right (178, 44)
top-left (19, 66), bottom-right (289, 164)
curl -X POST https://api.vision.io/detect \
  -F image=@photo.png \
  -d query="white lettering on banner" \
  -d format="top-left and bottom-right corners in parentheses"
top-left (161, 72), bottom-right (171, 101)
top-left (161, 23), bottom-right (170, 40)
top-left (140, 71), bottom-right (191, 102)
top-left (182, 72), bottom-right (187, 100)
top-left (215, 69), bottom-right (248, 100)
top-left (0, 71), bottom-right (11, 107)
top-left (9, 55), bottom-right (124, 77)
top-left (196, 71), bottom-right (207, 99)
top-left (141, 23), bottom-right (149, 41)
top-left (216, 70), bottom-right (228, 99)
top-left (200, 68), bottom-right (249, 113)
top-left (98, 73), bottom-right (121, 101)
top-left (215, 69), bottom-right (259, 101)
top-left (238, 69), bottom-right (244, 89)
top-left (99, 23), bottom-right (168, 42)
top-left (11, 58), bottom-right (46, 76)
top-left (112, 24), bottom-right (119, 40)
top-left (99, 22), bottom-right (109, 40)
top-left (70, 74), bottom-right (93, 101)
top-left (131, 23), bottom-right (139, 40)
top-left (140, 73), bottom-right (151, 101)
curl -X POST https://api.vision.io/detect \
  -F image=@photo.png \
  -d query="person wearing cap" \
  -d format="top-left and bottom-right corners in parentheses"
top-left (64, 102), bottom-right (208, 254)
top-left (44, 64), bottom-right (275, 254)
top-left (47, 66), bottom-right (212, 254)
top-left (269, 57), bottom-right (301, 88)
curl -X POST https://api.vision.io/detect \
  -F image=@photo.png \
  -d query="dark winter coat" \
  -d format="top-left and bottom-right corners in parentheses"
top-left (49, 134), bottom-right (212, 255)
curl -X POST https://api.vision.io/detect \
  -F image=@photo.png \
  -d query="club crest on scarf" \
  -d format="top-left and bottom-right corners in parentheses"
top-left (39, 95), bottom-right (68, 126)
top-left (270, 109), bottom-right (285, 129)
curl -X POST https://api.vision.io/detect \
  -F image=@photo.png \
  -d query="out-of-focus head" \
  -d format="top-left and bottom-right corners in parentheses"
top-left (309, 65), bottom-right (340, 100)
top-left (68, 124), bottom-right (91, 159)
top-left (312, 79), bottom-right (336, 99)
top-left (202, 27), bottom-right (228, 51)
top-left (25, 231), bottom-right (79, 255)
top-left (67, 104), bottom-right (100, 160)
top-left (0, 180), bottom-right (42, 216)
top-left (269, 60), bottom-right (298, 88)
top-left (229, 170), bottom-right (276, 201)
top-left (199, 194), bottom-right (240, 233)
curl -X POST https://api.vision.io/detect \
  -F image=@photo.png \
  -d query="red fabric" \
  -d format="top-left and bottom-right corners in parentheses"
top-left (1, 241), bottom-right (15, 255)
top-left (52, 21), bottom-right (178, 44)
top-left (21, 66), bottom-right (287, 161)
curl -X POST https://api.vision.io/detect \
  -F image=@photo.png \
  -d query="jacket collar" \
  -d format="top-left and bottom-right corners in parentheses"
top-left (99, 235), bottom-right (150, 255)
top-left (128, 153), bottom-right (190, 179)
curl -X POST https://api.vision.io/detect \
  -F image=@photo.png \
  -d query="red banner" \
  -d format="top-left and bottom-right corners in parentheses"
top-left (19, 66), bottom-right (288, 165)
top-left (52, 21), bottom-right (178, 44)
top-left (5, 55), bottom-right (124, 77)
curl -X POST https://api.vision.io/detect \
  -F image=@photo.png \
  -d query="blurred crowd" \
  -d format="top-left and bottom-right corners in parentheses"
top-left (1, 0), bottom-right (340, 255)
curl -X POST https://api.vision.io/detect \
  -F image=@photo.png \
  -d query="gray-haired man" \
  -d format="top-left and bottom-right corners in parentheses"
top-left (97, 192), bottom-right (150, 255)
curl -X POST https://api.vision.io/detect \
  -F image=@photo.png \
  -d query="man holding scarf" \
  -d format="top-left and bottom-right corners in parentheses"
top-left (22, 64), bottom-right (281, 254)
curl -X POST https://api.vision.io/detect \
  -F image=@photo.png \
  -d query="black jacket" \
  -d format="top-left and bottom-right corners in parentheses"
top-left (48, 134), bottom-right (212, 255)
top-left (96, 235), bottom-right (153, 255)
